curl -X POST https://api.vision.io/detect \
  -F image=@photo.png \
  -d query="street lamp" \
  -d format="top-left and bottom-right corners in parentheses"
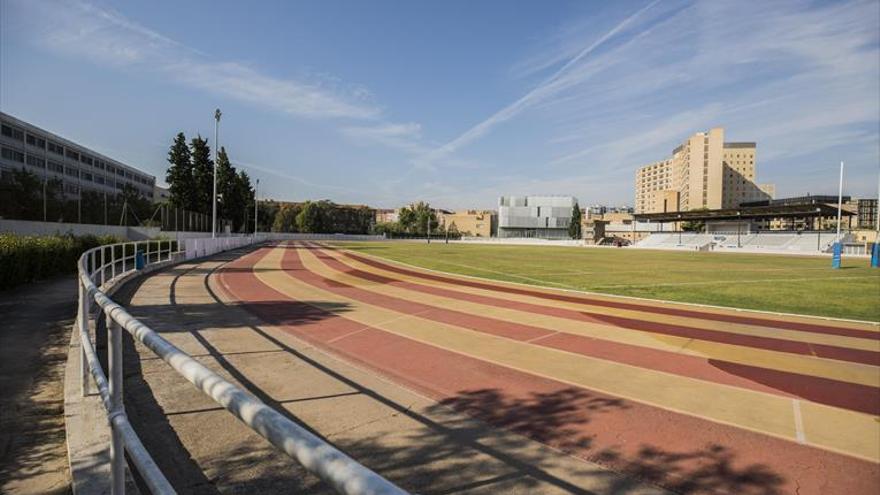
top-left (254, 178), bottom-right (259, 236)
top-left (212, 108), bottom-right (221, 238)
top-left (677, 214), bottom-right (682, 244)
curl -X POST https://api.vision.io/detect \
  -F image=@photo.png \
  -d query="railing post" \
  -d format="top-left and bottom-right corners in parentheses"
top-left (112, 244), bottom-right (117, 280)
top-left (79, 279), bottom-right (90, 396)
top-left (100, 246), bottom-right (106, 287)
top-left (107, 311), bottom-right (125, 495)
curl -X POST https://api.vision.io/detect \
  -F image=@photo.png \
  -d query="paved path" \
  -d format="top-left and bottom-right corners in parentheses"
top-left (0, 277), bottom-right (74, 495)
top-left (119, 247), bottom-right (663, 494)
top-left (214, 242), bottom-right (879, 495)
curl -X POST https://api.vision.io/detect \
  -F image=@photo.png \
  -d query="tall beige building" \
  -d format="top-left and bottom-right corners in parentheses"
top-left (635, 127), bottom-right (774, 213)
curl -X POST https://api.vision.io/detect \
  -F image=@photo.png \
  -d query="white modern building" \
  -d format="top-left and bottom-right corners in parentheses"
top-left (497, 195), bottom-right (577, 239)
top-left (0, 111), bottom-right (155, 200)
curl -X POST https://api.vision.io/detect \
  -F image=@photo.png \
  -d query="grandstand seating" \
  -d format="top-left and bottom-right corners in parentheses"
top-left (635, 231), bottom-right (844, 253)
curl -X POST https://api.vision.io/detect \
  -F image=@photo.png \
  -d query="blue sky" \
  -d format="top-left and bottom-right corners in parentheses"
top-left (1, 0), bottom-right (878, 209)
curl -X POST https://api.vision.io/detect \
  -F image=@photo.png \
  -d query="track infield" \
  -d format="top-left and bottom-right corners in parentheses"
top-left (217, 242), bottom-right (880, 495)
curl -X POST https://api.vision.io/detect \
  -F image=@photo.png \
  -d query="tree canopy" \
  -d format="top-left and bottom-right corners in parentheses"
top-left (569, 202), bottom-right (583, 239)
top-left (164, 133), bottom-right (256, 232)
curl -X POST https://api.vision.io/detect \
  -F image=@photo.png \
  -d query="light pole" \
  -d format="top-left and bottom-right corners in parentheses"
top-left (212, 108), bottom-right (221, 238)
top-left (677, 214), bottom-right (682, 245)
top-left (254, 178), bottom-right (259, 236)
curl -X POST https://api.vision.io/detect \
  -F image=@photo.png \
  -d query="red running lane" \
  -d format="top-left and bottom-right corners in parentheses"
top-left (330, 247), bottom-right (880, 341)
top-left (214, 244), bottom-right (879, 495)
top-left (301, 245), bottom-right (879, 415)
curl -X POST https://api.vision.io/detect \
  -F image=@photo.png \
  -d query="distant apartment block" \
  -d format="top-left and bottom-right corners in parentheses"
top-left (635, 127), bottom-right (774, 214)
top-left (498, 195), bottom-right (576, 239)
top-left (440, 210), bottom-right (496, 237)
top-left (375, 208), bottom-right (399, 224)
top-left (857, 199), bottom-right (878, 230)
top-left (0, 111), bottom-right (155, 199)
top-left (153, 185), bottom-right (171, 204)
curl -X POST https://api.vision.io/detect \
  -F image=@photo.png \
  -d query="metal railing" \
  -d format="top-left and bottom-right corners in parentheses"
top-left (76, 238), bottom-right (407, 495)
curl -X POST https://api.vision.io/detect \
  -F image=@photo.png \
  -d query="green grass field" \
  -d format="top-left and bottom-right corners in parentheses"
top-left (333, 242), bottom-right (880, 322)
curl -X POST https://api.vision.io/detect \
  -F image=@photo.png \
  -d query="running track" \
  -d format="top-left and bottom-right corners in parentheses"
top-left (217, 242), bottom-right (880, 494)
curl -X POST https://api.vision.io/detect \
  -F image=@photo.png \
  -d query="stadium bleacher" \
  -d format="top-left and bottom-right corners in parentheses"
top-left (635, 231), bottom-right (845, 253)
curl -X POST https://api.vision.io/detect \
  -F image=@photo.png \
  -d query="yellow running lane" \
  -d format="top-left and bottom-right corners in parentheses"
top-left (305, 245), bottom-right (879, 387)
top-left (254, 244), bottom-right (879, 462)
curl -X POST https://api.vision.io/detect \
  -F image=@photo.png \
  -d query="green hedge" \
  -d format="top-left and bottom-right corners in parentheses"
top-left (0, 233), bottom-right (121, 290)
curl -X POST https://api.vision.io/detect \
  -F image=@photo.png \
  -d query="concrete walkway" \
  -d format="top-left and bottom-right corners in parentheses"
top-left (0, 277), bottom-right (74, 495)
top-left (114, 248), bottom-right (666, 494)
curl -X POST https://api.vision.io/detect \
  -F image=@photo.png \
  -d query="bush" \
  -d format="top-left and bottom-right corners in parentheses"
top-left (0, 233), bottom-right (121, 290)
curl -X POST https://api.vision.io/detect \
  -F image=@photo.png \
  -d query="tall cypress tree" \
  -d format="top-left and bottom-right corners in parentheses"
top-left (235, 170), bottom-right (255, 232)
top-left (215, 146), bottom-right (236, 223)
top-left (190, 135), bottom-right (213, 215)
top-left (569, 202), bottom-right (583, 239)
top-left (165, 132), bottom-right (195, 211)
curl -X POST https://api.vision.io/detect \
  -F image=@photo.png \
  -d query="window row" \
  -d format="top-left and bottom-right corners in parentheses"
top-left (3, 121), bottom-right (154, 186)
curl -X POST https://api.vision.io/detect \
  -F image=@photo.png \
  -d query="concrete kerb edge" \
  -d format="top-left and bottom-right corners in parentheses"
top-left (63, 244), bottom-right (261, 495)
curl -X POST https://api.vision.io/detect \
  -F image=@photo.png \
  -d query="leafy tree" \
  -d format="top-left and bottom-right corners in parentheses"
top-left (272, 202), bottom-right (301, 232)
top-left (215, 147), bottom-right (237, 226)
top-left (0, 168), bottom-right (43, 220)
top-left (681, 208), bottom-right (708, 232)
top-left (569, 202), bottom-right (583, 239)
top-left (398, 201), bottom-right (438, 235)
top-left (234, 170), bottom-right (255, 232)
top-left (190, 135), bottom-right (213, 216)
top-left (296, 201), bottom-right (329, 233)
top-left (259, 200), bottom-right (281, 232)
top-left (165, 132), bottom-right (195, 211)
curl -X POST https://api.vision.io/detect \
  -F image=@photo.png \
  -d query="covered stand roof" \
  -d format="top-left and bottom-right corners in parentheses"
top-left (634, 201), bottom-right (854, 223)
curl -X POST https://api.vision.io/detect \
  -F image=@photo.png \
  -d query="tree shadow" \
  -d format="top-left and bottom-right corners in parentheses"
top-left (129, 299), bottom-right (352, 332)
top-left (435, 388), bottom-right (627, 452)
top-left (0, 276), bottom-right (75, 494)
top-left (416, 387), bottom-right (786, 495)
top-left (597, 444), bottom-right (784, 495)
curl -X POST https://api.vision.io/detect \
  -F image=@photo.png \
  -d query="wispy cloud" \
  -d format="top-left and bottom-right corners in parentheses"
top-left (233, 160), bottom-right (363, 197)
top-left (341, 122), bottom-right (428, 153)
top-left (13, 0), bottom-right (381, 120)
top-left (421, 0), bottom-right (879, 207)
top-left (419, 0), bottom-right (663, 165)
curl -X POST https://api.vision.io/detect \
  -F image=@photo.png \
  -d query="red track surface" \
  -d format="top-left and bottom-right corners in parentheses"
top-left (217, 243), bottom-right (880, 495)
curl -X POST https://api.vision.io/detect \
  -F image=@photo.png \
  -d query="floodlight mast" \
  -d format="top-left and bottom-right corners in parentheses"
top-left (212, 108), bottom-right (221, 238)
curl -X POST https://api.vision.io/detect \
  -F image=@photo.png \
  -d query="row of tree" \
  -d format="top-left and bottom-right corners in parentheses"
top-left (372, 201), bottom-right (440, 236)
top-left (270, 200), bottom-right (374, 234)
top-left (165, 133), bottom-right (255, 232)
top-left (0, 168), bottom-right (153, 226)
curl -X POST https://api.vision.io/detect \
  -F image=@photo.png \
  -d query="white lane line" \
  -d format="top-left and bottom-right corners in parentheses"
top-left (326, 326), bottom-right (371, 344)
top-left (524, 331), bottom-right (560, 344)
top-left (792, 399), bottom-right (807, 444)
top-left (326, 308), bottom-right (435, 345)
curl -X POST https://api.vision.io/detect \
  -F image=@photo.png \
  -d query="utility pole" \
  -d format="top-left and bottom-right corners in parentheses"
top-left (254, 178), bottom-right (259, 236)
top-left (212, 108), bottom-right (221, 238)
